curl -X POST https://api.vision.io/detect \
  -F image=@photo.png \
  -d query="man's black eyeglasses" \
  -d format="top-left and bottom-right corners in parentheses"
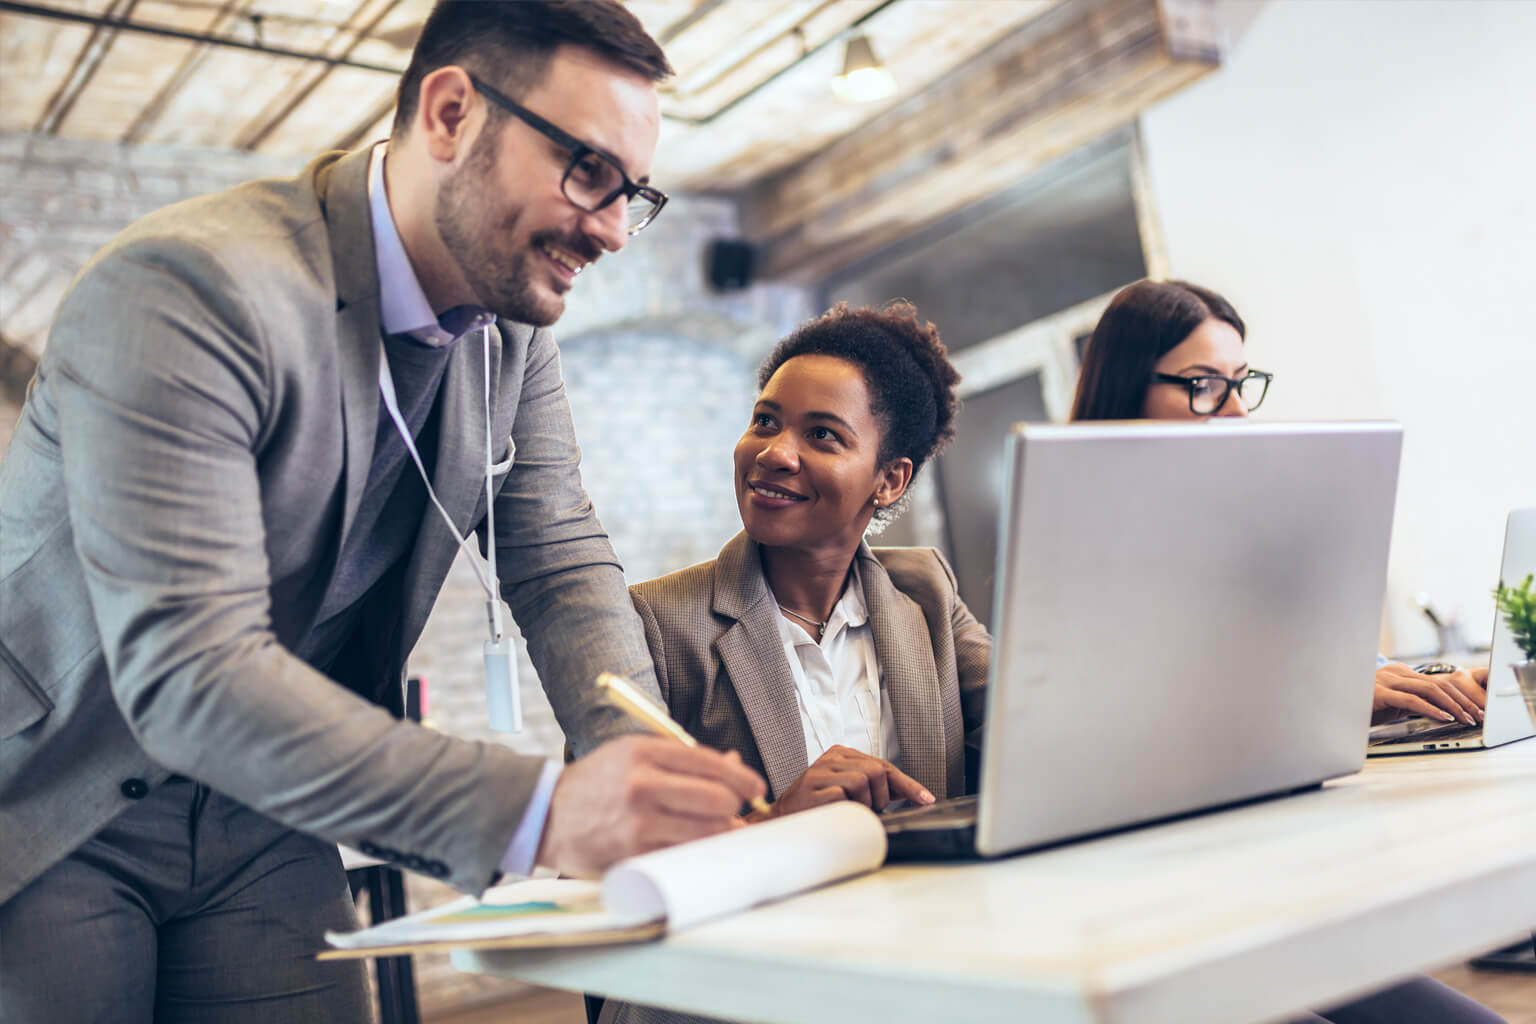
top-left (468, 74), bottom-right (667, 235)
top-left (1152, 370), bottom-right (1274, 415)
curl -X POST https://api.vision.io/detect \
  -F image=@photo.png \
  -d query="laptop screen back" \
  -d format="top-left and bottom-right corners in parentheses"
top-left (976, 421), bottom-right (1403, 857)
top-left (1482, 507), bottom-right (1536, 747)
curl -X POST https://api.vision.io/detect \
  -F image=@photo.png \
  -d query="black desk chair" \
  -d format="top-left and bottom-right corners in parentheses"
top-left (347, 862), bottom-right (419, 1024)
top-left (1471, 932), bottom-right (1536, 972)
top-left (344, 677), bottom-right (426, 1024)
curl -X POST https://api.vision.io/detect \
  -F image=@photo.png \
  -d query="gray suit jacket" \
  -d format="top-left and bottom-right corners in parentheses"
top-left (606, 533), bottom-right (990, 1024)
top-left (0, 147), bottom-right (657, 903)
top-left (629, 531), bottom-right (990, 803)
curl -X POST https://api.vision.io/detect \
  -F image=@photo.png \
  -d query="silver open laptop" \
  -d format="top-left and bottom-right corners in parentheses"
top-left (884, 421), bottom-right (1403, 859)
top-left (1367, 507), bottom-right (1536, 755)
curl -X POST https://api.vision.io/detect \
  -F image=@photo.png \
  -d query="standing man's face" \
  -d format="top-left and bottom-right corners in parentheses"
top-left (435, 45), bottom-right (661, 326)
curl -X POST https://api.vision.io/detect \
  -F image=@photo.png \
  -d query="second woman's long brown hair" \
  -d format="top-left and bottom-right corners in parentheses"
top-left (1070, 280), bottom-right (1245, 421)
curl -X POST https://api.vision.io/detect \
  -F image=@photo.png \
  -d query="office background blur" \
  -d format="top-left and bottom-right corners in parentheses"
top-left (2, 0), bottom-right (1533, 1015)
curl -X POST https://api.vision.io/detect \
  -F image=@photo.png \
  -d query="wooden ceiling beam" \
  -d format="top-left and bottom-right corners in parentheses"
top-left (120, 0), bottom-right (248, 145)
top-left (232, 0), bottom-right (403, 152)
top-left (742, 0), bottom-right (1231, 282)
top-left (33, 0), bottom-right (138, 136)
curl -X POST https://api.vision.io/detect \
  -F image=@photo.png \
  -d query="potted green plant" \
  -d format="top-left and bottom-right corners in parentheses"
top-left (1493, 573), bottom-right (1536, 720)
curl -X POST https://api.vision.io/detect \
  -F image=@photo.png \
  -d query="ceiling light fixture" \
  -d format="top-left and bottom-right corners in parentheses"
top-left (832, 32), bottom-right (896, 103)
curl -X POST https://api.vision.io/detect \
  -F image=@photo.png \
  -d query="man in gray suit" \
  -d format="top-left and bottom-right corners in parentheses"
top-left (0, 3), bottom-right (764, 1021)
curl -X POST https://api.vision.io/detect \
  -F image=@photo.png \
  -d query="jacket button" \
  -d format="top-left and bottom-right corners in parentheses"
top-left (120, 778), bottom-right (149, 799)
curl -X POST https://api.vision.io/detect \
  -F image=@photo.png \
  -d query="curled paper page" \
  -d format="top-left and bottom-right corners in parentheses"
top-left (323, 802), bottom-right (887, 956)
top-left (603, 801), bottom-right (887, 930)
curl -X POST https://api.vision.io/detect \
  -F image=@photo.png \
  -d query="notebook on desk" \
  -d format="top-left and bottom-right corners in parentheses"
top-left (885, 421), bottom-right (1403, 861)
top-left (1367, 507), bottom-right (1536, 756)
top-left (324, 802), bottom-right (886, 956)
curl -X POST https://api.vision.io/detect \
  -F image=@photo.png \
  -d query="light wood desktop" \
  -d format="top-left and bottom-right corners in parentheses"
top-left (454, 742), bottom-right (1536, 1024)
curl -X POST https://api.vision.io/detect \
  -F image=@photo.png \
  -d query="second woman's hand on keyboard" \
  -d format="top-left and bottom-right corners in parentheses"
top-left (1372, 662), bottom-right (1487, 726)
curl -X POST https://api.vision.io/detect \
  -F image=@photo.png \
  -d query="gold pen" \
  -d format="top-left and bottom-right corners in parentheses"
top-left (596, 672), bottom-right (772, 816)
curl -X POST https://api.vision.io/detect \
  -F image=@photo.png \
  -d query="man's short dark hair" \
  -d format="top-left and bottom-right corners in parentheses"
top-left (392, 0), bottom-right (673, 139)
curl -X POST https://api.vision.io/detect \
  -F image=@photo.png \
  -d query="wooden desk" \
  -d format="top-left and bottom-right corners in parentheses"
top-left (454, 742), bottom-right (1536, 1024)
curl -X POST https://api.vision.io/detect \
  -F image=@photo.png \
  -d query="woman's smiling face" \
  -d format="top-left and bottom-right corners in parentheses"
top-left (734, 354), bottom-right (900, 556)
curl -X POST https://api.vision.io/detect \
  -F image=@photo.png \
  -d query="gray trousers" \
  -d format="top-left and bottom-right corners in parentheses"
top-left (0, 777), bottom-right (373, 1024)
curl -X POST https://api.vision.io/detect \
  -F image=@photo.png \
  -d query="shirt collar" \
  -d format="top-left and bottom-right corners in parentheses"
top-left (368, 143), bottom-right (492, 347)
top-left (771, 562), bottom-right (869, 648)
top-left (836, 561), bottom-right (870, 630)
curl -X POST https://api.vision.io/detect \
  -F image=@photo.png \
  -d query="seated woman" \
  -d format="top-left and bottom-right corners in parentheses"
top-left (1071, 278), bottom-right (1504, 1024)
top-left (628, 301), bottom-right (986, 820)
top-left (1071, 278), bottom-right (1488, 728)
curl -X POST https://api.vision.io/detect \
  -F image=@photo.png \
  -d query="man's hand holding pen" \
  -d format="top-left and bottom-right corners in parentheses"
top-left (536, 735), bottom-right (766, 879)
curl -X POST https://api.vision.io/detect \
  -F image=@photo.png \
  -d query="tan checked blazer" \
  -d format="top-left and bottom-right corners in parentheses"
top-left (629, 531), bottom-right (991, 803)
top-left (604, 532), bottom-right (991, 1024)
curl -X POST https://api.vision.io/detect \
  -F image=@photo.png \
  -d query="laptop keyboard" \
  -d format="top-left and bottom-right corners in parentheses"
top-left (1367, 717), bottom-right (1480, 746)
top-left (881, 794), bottom-right (979, 831)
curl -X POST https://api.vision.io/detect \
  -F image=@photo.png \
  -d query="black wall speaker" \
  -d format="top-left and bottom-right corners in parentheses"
top-left (705, 239), bottom-right (756, 291)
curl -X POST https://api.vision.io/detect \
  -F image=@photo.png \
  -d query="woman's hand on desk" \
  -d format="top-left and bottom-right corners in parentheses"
top-left (756, 745), bottom-right (936, 820)
top-left (1372, 662), bottom-right (1487, 726)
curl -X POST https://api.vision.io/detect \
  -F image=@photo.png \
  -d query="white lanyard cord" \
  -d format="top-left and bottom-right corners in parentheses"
top-left (480, 324), bottom-right (504, 641)
top-left (376, 326), bottom-right (502, 639)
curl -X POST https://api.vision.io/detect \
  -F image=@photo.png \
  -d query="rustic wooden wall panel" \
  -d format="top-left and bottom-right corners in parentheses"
top-left (0, 0), bottom-right (1236, 281)
top-left (661, 0), bottom-right (886, 122)
top-left (751, 0), bottom-right (1164, 236)
top-left (656, 0), bottom-right (1061, 190)
top-left (743, 0), bottom-right (1219, 279)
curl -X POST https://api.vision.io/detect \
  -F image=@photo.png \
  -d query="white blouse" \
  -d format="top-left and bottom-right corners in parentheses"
top-left (770, 563), bottom-right (902, 768)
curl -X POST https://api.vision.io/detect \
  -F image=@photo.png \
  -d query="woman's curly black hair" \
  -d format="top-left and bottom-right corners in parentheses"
top-left (756, 301), bottom-right (960, 529)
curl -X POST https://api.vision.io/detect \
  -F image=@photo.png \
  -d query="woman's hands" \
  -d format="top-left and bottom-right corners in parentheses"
top-left (756, 744), bottom-right (936, 820)
top-left (1372, 663), bottom-right (1489, 726)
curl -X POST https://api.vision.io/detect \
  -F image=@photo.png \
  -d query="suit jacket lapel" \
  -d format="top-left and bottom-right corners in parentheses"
top-left (859, 544), bottom-right (948, 797)
top-left (315, 147), bottom-right (382, 548)
top-left (311, 146), bottom-right (509, 654)
top-left (711, 533), bottom-right (808, 800)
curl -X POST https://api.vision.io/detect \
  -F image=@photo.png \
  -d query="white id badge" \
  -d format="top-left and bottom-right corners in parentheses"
top-left (484, 636), bottom-right (521, 733)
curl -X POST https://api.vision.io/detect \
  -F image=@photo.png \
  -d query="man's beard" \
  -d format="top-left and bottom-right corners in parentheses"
top-left (434, 132), bottom-right (592, 327)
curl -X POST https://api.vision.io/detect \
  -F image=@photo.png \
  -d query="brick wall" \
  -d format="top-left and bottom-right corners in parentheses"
top-left (0, 130), bottom-right (813, 1017)
top-left (0, 132), bottom-right (307, 360)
